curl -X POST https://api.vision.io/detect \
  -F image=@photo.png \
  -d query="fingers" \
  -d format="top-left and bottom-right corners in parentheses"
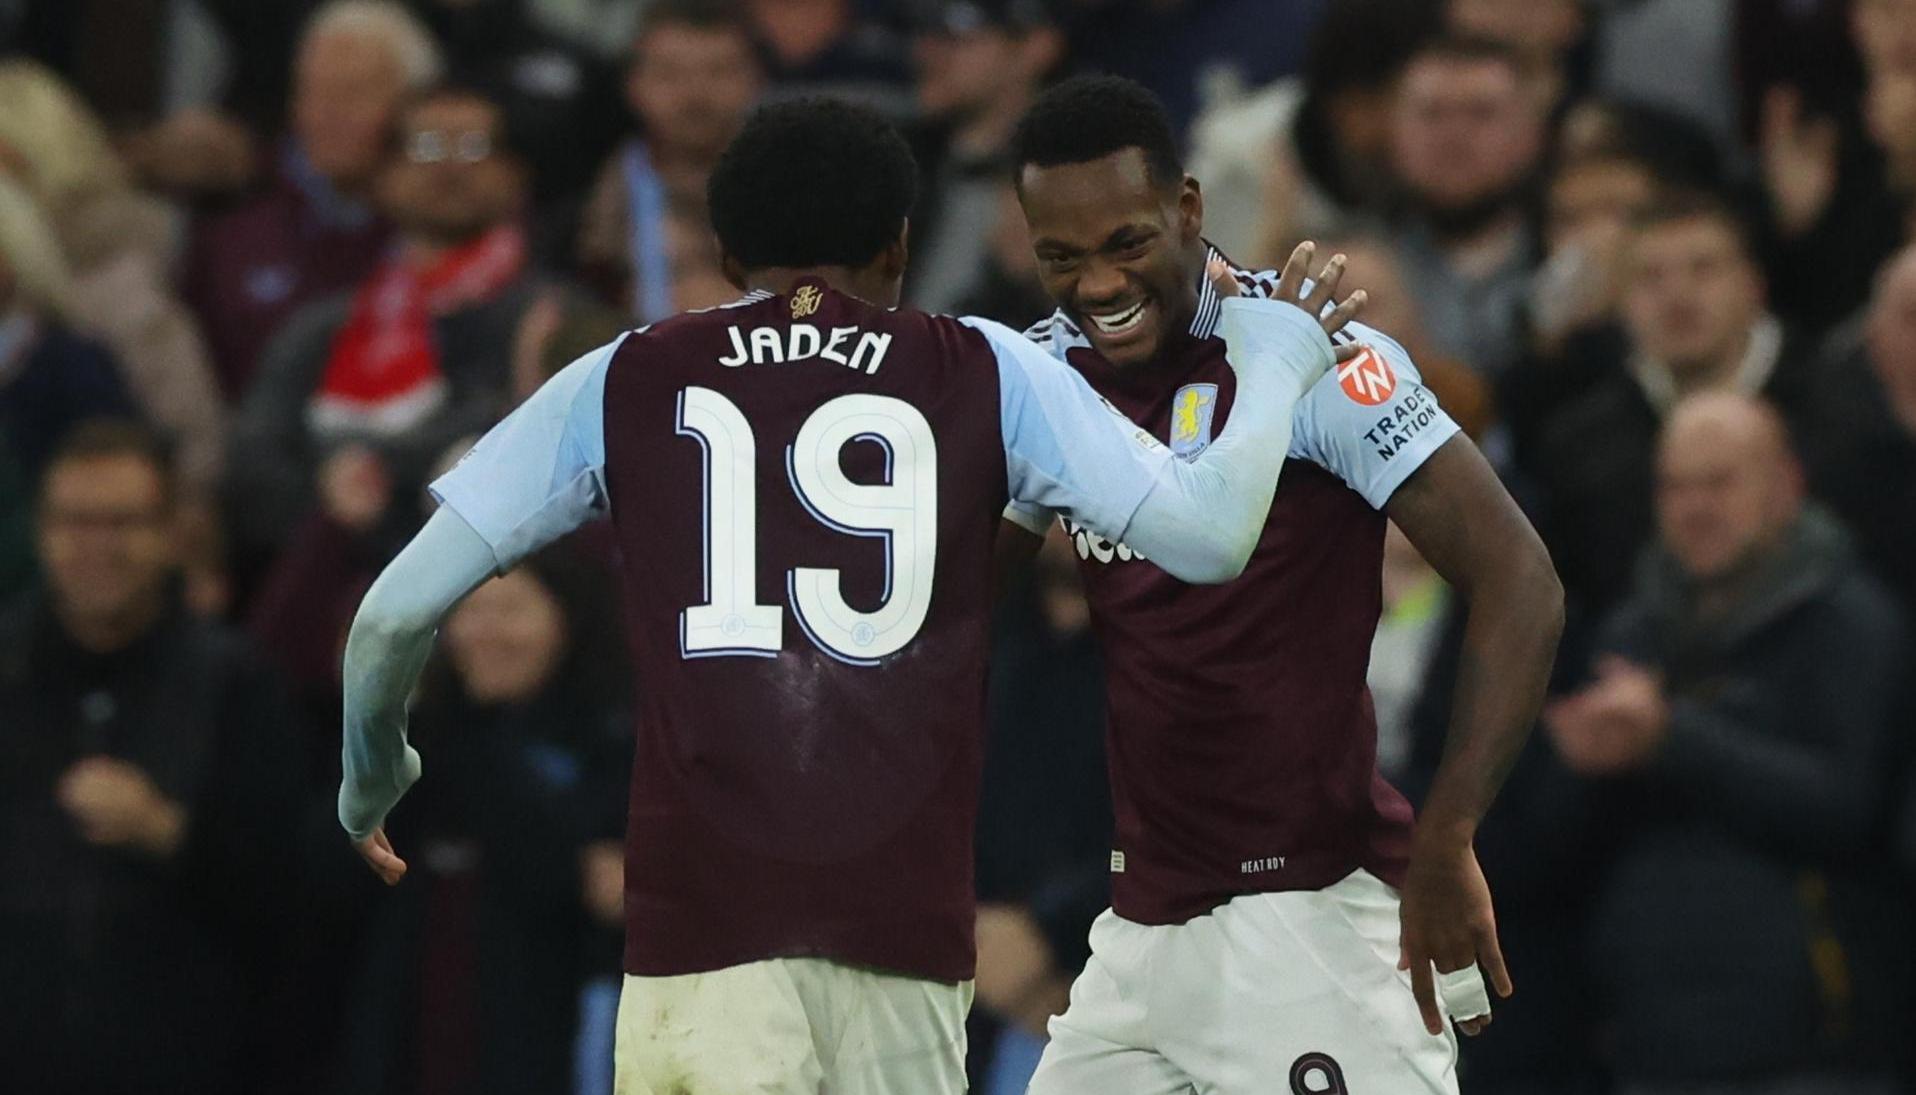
top-left (1300, 252), bottom-right (1347, 316)
top-left (1274, 240), bottom-right (1315, 303)
top-left (1319, 289), bottom-right (1367, 340)
top-left (1457, 1015), bottom-right (1491, 1036)
top-left (1403, 931), bottom-right (1442, 1036)
top-left (356, 829), bottom-right (408, 886)
top-left (1480, 922), bottom-right (1514, 999)
top-left (1333, 342), bottom-right (1366, 364)
top-left (1206, 255), bottom-right (1241, 300)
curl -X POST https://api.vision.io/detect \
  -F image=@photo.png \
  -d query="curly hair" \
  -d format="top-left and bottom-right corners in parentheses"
top-left (1010, 74), bottom-right (1184, 191)
top-left (706, 97), bottom-right (917, 271)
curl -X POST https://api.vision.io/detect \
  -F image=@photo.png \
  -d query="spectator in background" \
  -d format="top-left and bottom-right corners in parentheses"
top-left (904, 0), bottom-right (1061, 314)
top-left (405, 0), bottom-right (625, 219)
top-left (747, 0), bottom-right (914, 117)
top-left (1527, 190), bottom-right (1818, 619)
top-left (1554, 97), bottom-right (1729, 187)
top-left (1546, 392), bottom-right (1908, 1095)
top-left (334, 551), bottom-right (629, 1095)
top-left (1801, 242), bottom-right (1916, 616)
top-left (1498, 147), bottom-right (1659, 454)
top-left (0, 60), bottom-right (228, 496)
top-left (577, 0), bottom-right (762, 322)
top-left (1445, 0), bottom-right (1591, 117)
top-left (1389, 34), bottom-right (1546, 379)
top-left (1189, 0), bottom-right (1439, 263)
top-left (229, 85), bottom-right (538, 559)
top-left (0, 420), bottom-right (304, 1095)
top-left (950, 186), bottom-right (1053, 327)
top-left (1854, 0), bottom-right (1916, 75)
top-left (973, 526), bottom-right (1111, 1095)
top-left (0, 177), bottom-right (135, 482)
top-left (1755, 1), bottom-right (1916, 335)
top-left (184, 0), bottom-right (443, 399)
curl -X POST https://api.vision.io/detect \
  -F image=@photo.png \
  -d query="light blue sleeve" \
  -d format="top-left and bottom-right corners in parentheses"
top-left (964, 316), bottom-right (1173, 545)
top-left (1291, 320), bottom-right (1461, 509)
top-left (429, 333), bottom-right (626, 570)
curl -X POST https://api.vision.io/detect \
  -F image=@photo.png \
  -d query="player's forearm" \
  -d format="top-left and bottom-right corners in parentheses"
top-left (338, 507), bottom-right (497, 840)
top-left (1417, 551), bottom-right (1564, 848)
top-left (1121, 297), bottom-right (1327, 581)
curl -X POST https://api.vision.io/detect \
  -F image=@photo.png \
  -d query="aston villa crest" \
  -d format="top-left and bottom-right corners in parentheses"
top-left (1169, 383), bottom-right (1218, 458)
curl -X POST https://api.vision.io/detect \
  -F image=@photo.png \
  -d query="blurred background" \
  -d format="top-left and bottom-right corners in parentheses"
top-left (0, 0), bottom-right (1912, 1092)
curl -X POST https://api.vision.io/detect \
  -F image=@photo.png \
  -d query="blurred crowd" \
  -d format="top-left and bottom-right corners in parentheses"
top-left (0, 0), bottom-right (1913, 1093)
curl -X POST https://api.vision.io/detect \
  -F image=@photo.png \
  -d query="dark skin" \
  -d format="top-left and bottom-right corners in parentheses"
top-left (1007, 147), bottom-right (1565, 1037)
top-left (718, 235), bottom-right (912, 307)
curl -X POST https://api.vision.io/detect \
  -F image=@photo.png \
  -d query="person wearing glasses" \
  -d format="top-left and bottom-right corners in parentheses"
top-left (229, 85), bottom-right (543, 564)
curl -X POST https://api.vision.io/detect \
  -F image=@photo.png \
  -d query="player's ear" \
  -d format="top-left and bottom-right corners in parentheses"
top-left (1178, 174), bottom-right (1204, 245)
top-left (720, 252), bottom-right (749, 292)
top-left (881, 219), bottom-right (910, 284)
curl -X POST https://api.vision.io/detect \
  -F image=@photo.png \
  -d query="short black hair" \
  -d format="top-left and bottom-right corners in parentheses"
top-left (707, 97), bottom-right (918, 271)
top-left (1630, 187), bottom-right (1760, 263)
top-left (40, 418), bottom-right (177, 507)
top-left (1010, 74), bottom-right (1183, 192)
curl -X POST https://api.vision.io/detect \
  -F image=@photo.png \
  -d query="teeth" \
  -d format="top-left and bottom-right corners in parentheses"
top-left (1090, 300), bottom-right (1146, 335)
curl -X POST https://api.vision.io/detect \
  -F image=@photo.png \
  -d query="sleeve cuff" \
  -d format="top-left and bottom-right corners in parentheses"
top-left (1003, 500), bottom-right (1054, 536)
top-left (1218, 296), bottom-right (1333, 396)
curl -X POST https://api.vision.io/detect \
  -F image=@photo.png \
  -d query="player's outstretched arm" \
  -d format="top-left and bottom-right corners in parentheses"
top-left (335, 334), bottom-right (622, 883)
top-left (1129, 248), bottom-right (1367, 574)
top-left (338, 507), bottom-right (498, 881)
top-left (983, 246), bottom-right (1363, 584)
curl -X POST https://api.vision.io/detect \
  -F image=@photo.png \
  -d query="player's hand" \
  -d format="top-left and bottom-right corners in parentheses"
top-left (1397, 841), bottom-right (1511, 1037)
top-left (975, 903), bottom-right (1071, 1038)
top-left (354, 826), bottom-right (409, 886)
top-left (57, 756), bottom-right (186, 859)
top-left (1272, 240), bottom-right (1368, 350)
top-left (1216, 245), bottom-right (1368, 364)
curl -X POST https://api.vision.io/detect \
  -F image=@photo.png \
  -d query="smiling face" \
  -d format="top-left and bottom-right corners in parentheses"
top-left (1017, 148), bottom-right (1204, 368)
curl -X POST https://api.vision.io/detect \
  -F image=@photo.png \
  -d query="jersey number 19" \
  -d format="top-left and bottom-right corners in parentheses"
top-left (676, 386), bottom-right (938, 666)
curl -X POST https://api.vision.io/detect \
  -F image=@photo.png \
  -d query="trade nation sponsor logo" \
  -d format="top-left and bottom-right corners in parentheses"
top-left (1337, 346), bottom-right (1396, 406)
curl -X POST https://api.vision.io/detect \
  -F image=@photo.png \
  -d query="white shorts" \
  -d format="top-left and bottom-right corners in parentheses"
top-left (1030, 870), bottom-right (1460, 1094)
top-left (613, 957), bottom-right (972, 1095)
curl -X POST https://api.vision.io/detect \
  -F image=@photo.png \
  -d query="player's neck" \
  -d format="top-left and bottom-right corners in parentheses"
top-left (742, 267), bottom-right (892, 307)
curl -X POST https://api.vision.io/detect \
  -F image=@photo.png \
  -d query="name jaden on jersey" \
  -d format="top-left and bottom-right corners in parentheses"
top-left (717, 321), bottom-right (894, 375)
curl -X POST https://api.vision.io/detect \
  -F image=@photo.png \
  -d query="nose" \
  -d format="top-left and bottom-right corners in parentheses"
top-left (1076, 258), bottom-right (1128, 308)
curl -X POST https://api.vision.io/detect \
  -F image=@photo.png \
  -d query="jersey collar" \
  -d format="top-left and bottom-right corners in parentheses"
top-left (1187, 242), bottom-right (1232, 342)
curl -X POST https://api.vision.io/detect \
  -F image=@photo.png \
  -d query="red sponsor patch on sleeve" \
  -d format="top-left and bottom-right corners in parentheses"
top-left (1337, 346), bottom-right (1397, 406)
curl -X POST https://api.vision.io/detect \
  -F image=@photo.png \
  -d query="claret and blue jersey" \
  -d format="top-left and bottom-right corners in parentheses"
top-left (1011, 247), bottom-right (1463, 925)
top-left (430, 279), bottom-right (1219, 983)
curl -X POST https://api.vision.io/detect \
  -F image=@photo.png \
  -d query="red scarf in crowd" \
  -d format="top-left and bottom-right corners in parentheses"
top-left (309, 225), bottom-right (527, 438)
